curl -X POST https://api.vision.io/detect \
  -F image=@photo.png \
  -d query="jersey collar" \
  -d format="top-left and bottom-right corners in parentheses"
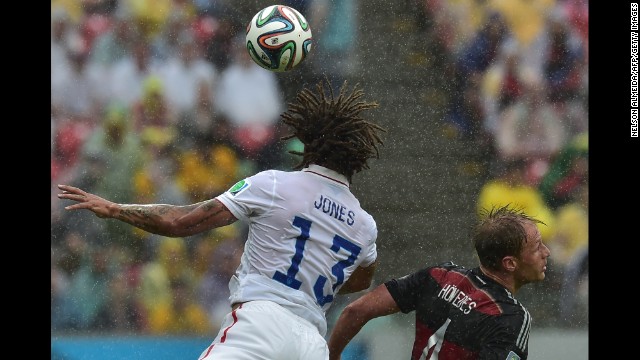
top-left (303, 164), bottom-right (350, 187)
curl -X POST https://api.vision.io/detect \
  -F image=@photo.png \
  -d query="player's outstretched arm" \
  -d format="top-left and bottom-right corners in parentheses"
top-left (57, 184), bottom-right (237, 237)
top-left (327, 283), bottom-right (400, 360)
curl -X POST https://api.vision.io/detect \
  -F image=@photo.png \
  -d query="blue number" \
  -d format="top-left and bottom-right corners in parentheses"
top-left (273, 216), bottom-right (362, 307)
top-left (314, 235), bottom-right (361, 306)
top-left (272, 216), bottom-right (310, 289)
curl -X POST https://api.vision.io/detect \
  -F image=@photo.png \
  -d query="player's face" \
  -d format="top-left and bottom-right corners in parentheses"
top-left (514, 221), bottom-right (551, 285)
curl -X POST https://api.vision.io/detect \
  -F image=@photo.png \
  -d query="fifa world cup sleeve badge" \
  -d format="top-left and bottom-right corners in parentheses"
top-left (228, 179), bottom-right (250, 196)
top-left (506, 351), bottom-right (521, 360)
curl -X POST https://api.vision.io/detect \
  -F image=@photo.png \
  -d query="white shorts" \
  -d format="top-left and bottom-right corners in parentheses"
top-left (198, 300), bottom-right (329, 360)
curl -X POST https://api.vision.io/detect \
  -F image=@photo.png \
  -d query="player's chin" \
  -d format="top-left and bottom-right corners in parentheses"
top-left (538, 269), bottom-right (547, 280)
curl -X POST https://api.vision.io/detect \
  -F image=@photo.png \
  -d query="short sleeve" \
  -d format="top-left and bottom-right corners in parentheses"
top-left (384, 268), bottom-right (431, 314)
top-left (216, 170), bottom-right (276, 223)
top-left (478, 310), bottom-right (530, 360)
top-left (358, 216), bottom-right (378, 267)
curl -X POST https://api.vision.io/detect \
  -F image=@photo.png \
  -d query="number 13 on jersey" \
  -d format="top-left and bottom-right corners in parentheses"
top-left (273, 216), bottom-right (362, 307)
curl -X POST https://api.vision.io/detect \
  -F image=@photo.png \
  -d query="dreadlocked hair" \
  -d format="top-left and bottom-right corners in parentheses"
top-left (280, 79), bottom-right (386, 181)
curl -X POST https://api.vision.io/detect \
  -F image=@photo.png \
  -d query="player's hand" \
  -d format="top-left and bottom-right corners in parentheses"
top-left (57, 184), bottom-right (115, 218)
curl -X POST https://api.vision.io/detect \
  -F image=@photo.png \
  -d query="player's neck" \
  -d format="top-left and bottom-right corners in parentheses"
top-left (479, 266), bottom-right (516, 294)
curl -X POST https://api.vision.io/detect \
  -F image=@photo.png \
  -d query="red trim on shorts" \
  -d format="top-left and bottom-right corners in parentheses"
top-left (199, 304), bottom-right (243, 359)
top-left (200, 344), bottom-right (214, 360)
top-left (221, 304), bottom-right (241, 342)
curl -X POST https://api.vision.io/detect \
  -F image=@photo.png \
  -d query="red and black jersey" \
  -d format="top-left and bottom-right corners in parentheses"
top-left (385, 262), bottom-right (531, 360)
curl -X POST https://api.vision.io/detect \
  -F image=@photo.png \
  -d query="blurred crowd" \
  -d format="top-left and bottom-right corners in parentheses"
top-left (413, 0), bottom-right (588, 326)
top-left (51, 0), bottom-right (588, 337)
top-left (50, 0), bottom-right (362, 335)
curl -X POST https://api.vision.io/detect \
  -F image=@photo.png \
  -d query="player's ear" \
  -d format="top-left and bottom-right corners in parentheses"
top-left (502, 256), bottom-right (517, 272)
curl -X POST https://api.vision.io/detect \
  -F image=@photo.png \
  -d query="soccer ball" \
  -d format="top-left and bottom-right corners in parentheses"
top-left (245, 5), bottom-right (312, 72)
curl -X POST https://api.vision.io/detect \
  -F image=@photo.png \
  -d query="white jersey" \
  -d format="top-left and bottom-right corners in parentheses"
top-left (215, 164), bottom-right (378, 336)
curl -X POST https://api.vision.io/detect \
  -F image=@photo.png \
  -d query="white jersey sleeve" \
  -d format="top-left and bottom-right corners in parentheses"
top-left (215, 166), bottom-right (378, 336)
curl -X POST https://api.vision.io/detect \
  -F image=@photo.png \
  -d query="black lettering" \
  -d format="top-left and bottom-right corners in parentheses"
top-left (330, 202), bottom-right (339, 218)
top-left (314, 195), bottom-right (324, 209)
top-left (322, 197), bottom-right (331, 213)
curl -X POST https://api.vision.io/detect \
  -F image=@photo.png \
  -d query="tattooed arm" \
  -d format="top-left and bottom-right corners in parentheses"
top-left (57, 184), bottom-right (237, 237)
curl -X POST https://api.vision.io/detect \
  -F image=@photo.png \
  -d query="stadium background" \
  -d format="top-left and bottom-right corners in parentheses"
top-left (51, 0), bottom-right (588, 358)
